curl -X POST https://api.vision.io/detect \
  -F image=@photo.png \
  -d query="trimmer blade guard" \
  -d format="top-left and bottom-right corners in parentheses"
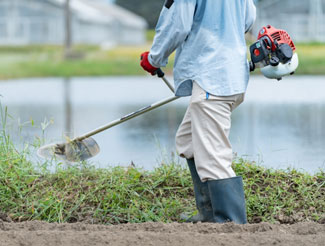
top-left (37, 137), bottom-right (100, 162)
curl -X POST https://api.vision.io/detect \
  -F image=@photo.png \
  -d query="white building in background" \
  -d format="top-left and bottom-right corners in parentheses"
top-left (0, 0), bottom-right (147, 46)
top-left (254, 0), bottom-right (325, 42)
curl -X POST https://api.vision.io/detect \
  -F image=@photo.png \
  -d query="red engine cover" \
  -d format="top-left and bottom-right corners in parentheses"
top-left (257, 25), bottom-right (296, 52)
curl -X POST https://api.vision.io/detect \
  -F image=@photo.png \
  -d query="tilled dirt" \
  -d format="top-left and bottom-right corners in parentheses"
top-left (0, 220), bottom-right (324, 246)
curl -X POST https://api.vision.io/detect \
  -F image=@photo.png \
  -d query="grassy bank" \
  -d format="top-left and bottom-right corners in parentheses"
top-left (0, 125), bottom-right (324, 224)
top-left (0, 42), bottom-right (324, 80)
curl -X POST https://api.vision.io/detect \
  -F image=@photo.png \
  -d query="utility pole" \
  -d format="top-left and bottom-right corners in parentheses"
top-left (64, 0), bottom-right (72, 58)
top-left (64, 0), bottom-right (73, 136)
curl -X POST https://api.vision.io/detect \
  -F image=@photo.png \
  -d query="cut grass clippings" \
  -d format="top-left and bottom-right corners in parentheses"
top-left (0, 125), bottom-right (324, 225)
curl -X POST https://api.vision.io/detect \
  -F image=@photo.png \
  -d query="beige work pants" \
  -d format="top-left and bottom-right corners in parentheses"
top-left (175, 82), bottom-right (244, 182)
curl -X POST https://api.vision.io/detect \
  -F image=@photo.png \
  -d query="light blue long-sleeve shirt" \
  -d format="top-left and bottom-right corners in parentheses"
top-left (149, 0), bottom-right (256, 97)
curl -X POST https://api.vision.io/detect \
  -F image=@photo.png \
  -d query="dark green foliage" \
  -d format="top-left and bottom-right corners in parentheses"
top-left (115, 0), bottom-right (165, 28)
top-left (0, 130), bottom-right (324, 224)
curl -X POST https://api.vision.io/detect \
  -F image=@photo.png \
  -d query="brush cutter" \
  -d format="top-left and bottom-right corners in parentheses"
top-left (37, 69), bottom-right (179, 162)
top-left (38, 25), bottom-right (298, 162)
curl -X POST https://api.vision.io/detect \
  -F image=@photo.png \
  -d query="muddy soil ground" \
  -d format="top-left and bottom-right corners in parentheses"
top-left (0, 221), bottom-right (324, 246)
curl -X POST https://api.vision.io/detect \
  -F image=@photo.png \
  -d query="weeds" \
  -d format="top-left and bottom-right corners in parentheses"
top-left (0, 107), bottom-right (324, 225)
top-left (0, 135), bottom-right (324, 224)
top-left (234, 159), bottom-right (325, 223)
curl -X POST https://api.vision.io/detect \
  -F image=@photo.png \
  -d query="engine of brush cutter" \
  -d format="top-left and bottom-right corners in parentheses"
top-left (249, 25), bottom-right (299, 80)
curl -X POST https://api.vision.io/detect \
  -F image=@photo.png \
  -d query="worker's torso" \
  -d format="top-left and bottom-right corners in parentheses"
top-left (174, 0), bottom-right (252, 97)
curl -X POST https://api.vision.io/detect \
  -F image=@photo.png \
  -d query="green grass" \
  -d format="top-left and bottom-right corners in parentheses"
top-left (294, 43), bottom-right (325, 75)
top-left (0, 110), bottom-right (324, 224)
top-left (0, 40), bottom-right (323, 79)
top-left (0, 42), bottom-right (176, 79)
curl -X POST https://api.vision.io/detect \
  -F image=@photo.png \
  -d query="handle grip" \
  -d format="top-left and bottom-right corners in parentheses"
top-left (249, 61), bottom-right (255, 72)
top-left (140, 53), bottom-right (164, 78)
top-left (155, 68), bottom-right (165, 78)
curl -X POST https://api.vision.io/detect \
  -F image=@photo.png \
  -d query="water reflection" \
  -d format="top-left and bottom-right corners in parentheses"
top-left (231, 103), bottom-right (325, 171)
top-left (0, 76), bottom-right (324, 173)
top-left (63, 78), bottom-right (73, 138)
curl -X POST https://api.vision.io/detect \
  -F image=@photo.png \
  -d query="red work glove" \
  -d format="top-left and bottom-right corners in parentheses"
top-left (140, 51), bottom-right (158, 75)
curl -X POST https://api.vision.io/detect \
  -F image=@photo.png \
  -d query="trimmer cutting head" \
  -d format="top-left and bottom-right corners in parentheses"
top-left (37, 73), bottom-right (176, 162)
top-left (37, 137), bottom-right (100, 162)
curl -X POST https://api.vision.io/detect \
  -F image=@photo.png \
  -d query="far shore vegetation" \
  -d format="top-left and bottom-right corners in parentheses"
top-left (0, 31), bottom-right (324, 79)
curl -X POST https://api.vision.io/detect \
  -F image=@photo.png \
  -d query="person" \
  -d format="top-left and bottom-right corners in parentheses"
top-left (140, 0), bottom-right (256, 224)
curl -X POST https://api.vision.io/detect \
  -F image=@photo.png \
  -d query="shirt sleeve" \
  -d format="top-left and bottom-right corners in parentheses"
top-left (148, 0), bottom-right (197, 68)
top-left (245, 0), bottom-right (256, 33)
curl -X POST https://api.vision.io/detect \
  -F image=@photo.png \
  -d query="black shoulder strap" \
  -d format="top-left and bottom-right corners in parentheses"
top-left (165, 0), bottom-right (174, 9)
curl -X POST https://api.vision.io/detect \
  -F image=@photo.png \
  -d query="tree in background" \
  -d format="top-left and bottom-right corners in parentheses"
top-left (116, 0), bottom-right (164, 28)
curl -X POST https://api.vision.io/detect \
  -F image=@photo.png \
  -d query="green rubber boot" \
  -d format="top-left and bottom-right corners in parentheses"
top-left (207, 176), bottom-right (247, 224)
top-left (181, 158), bottom-right (213, 223)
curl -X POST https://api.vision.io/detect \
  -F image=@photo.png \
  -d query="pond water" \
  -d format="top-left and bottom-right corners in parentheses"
top-left (1, 75), bottom-right (325, 173)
